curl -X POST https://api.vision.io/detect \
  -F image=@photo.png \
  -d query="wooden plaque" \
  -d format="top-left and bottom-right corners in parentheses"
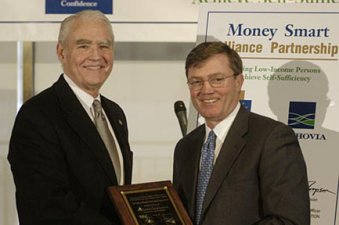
top-left (108, 180), bottom-right (193, 225)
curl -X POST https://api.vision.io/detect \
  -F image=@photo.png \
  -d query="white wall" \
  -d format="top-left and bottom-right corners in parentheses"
top-left (0, 42), bottom-right (19, 225)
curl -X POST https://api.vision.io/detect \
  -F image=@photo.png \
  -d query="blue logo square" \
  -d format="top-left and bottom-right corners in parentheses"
top-left (46, 0), bottom-right (113, 14)
top-left (288, 101), bottom-right (316, 129)
top-left (240, 99), bottom-right (252, 112)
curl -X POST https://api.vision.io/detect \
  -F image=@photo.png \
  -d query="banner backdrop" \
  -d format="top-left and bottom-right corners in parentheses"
top-left (0, 0), bottom-right (198, 42)
top-left (194, 3), bottom-right (339, 225)
top-left (2, 1), bottom-right (338, 42)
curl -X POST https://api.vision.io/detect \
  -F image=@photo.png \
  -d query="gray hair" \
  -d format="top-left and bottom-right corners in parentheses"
top-left (58, 10), bottom-right (114, 46)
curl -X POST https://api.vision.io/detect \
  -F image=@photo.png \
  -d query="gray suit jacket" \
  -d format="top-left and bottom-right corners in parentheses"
top-left (173, 106), bottom-right (310, 225)
top-left (8, 75), bottom-right (133, 225)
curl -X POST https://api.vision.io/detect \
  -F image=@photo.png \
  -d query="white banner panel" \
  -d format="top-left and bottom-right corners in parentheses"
top-left (196, 3), bottom-right (339, 225)
top-left (0, 0), bottom-right (199, 42)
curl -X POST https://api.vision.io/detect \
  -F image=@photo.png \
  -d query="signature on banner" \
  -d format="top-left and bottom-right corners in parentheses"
top-left (308, 180), bottom-right (336, 196)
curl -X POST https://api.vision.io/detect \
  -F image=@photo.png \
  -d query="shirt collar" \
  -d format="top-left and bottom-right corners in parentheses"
top-left (205, 102), bottom-right (240, 142)
top-left (63, 74), bottom-right (100, 108)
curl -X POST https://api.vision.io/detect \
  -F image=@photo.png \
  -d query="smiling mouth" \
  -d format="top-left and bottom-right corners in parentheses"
top-left (202, 99), bottom-right (217, 103)
top-left (84, 65), bottom-right (104, 70)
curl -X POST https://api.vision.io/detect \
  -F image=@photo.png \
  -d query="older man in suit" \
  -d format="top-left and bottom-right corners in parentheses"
top-left (173, 42), bottom-right (310, 225)
top-left (8, 10), bottom-right (132, 225)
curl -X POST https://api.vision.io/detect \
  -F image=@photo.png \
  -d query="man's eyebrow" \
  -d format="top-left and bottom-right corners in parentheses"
top-left (190, 73), bottom-right (223, 78)
top-left (75, 39), bottom-right (92, 45)
top-left (208, 73), bottom-right (224, 77)
top-left (98, 40), bottom-right (113, 46)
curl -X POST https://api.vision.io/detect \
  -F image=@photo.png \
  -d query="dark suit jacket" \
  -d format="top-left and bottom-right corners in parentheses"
top-left (173, 106), bottom-right (310, 225)
top-left (8, 75), bottom-right (133, 225)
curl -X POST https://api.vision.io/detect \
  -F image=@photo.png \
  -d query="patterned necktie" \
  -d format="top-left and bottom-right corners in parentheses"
top-left (92, 99), bottom-right (121, 184)
top-left (195, 130), bottom-right (216, 225)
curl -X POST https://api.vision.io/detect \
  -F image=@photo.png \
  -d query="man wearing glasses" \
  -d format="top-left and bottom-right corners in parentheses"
top-left (173, 42), bottom-right (310, 225)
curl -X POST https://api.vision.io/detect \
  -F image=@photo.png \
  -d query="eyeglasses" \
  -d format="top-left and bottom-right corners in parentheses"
top-left (187, 74), bottom-right (235, 91)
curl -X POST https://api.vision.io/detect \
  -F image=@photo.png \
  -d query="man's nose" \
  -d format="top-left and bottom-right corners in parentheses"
top-left (200, 80), bottom-right (214, 93)
top-left (89, 47), bottom-right (100, 59)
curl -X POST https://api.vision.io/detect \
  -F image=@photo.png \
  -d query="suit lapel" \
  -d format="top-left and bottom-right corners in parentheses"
top-left (101, 98), bottom-right (132, 184)
top-left (53, 75), bottom-right (118, 184)
top-left (100, 98), bottom-right (125, 153)
top-left (202, 107), bottom-right (249, 216)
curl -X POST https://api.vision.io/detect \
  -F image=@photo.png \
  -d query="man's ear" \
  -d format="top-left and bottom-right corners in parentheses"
top-left (56, 42), bottom-right (65, 62)
top-left (236, 73), bottom-right (244, 91)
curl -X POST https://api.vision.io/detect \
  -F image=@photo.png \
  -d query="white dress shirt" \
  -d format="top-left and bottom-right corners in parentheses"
top-left (203, 103), bottom-right (240, 165)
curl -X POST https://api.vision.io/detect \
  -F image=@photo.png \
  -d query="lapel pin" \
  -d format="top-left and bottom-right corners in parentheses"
top-left (119, 120), bottom-right (123, 126)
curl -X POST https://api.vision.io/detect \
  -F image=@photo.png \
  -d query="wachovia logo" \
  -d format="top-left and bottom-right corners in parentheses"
top-left (288, 101), bottom-right (316, 129)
